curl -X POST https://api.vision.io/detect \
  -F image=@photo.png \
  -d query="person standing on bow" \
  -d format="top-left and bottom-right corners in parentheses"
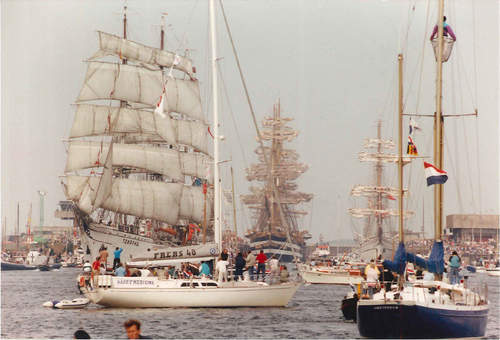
top-left (113, 247), bottom-right (123, 270)
top-left (448, 251), bottom-right (461, 285)
top-left (256, 250), bottom-right (268, 282)
top-left (430, 16), bottom-right (456, 41)
top-left (245, 250), bottom-right (256, 280)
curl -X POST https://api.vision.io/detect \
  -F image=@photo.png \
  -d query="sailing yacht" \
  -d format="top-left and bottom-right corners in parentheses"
top-left (76, 1), bottom-right (300, 308)
top-left (356, 4), bottom-right (489, 336)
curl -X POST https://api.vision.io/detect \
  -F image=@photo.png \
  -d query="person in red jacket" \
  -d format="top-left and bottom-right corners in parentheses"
top-left (256, 250), bottom-right (268, 281)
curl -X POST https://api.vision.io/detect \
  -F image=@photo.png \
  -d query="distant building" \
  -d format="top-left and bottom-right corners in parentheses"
top-left (54, 200), bottom-right (75, 220)
top-left (445, 214), bottom-right (499, 242)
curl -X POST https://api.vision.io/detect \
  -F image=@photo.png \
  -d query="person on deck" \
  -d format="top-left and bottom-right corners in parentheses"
top-left (113, 247), bottom-right (123, 270)
top-left (256, 250), bottom-right (268, 281)
top-left (199, 261), bottom-right (211, 278)
top-left (216, 256), bottom-right (229, 282)
top-left (364, 260), bottom-right (380, 298)
top-left (269, 256), bottom-right (280, 284)
top-left (245, 250), bottom-right (256, 280)
top-left (449, 250), bottom-right (461, 285)
top-left (234, 252), bottom-right (246, 281)
top-left (430, 16), bottom-right (456, 41)
top-left (115, 263), bottom-right (126, 277)
top-left (99, 246), bottom-right (109, 269)
top-left (92, 256), bottom-right (101, 273)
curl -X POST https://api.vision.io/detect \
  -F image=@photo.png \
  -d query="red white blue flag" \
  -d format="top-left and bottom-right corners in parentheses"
top-left (424, 162), bottom-right (448, 186)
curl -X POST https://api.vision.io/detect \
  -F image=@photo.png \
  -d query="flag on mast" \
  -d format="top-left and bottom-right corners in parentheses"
top-left (424, 162), bottom-right (448, 186)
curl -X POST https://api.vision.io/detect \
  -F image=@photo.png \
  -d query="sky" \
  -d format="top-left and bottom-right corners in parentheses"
top-left (1, 0), bottom-right (498, 242)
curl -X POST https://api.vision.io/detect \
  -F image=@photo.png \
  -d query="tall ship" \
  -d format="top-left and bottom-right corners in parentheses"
top-left (348, 121), bottom-right (413, 262)
top-left (242, 102), bottom-right (312, 262)
top-left (62, 8), bottom-right (218, 267)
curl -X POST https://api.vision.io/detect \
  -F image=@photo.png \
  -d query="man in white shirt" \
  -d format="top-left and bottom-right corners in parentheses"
top-left (216, 258), bottom-right (229, 282)
top-left (269, 256), bottom-right (280, 284)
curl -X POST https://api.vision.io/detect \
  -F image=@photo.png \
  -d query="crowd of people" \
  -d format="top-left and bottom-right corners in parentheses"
top-left (83, 246), bottom-right (290, 284)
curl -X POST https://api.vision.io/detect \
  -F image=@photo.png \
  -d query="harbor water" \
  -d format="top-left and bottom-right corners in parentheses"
top-left (1, 268), bottom-right (499, 339)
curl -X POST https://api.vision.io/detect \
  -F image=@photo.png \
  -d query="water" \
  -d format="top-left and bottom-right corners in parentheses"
top-left (1, 268), bottom-right (499, 339)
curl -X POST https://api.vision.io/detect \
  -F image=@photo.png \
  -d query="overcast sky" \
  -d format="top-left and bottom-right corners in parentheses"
top-left (1, 0), bottom-right (498, 242)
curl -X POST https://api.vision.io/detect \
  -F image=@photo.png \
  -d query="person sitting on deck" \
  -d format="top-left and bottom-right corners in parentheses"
top-left (199, 261), bottom-right (211, 278)
top-left (430, 16), bottom-right (456, 41)
top-left (115, 263), bottom-right (126, 277)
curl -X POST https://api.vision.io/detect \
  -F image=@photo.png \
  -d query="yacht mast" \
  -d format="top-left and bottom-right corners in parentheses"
top-left (434, 0), bottom-right (445, 240)
top-left (398, 54), bottom-right (404, 243)
top-left (209, 0), bottom-right (221, 250)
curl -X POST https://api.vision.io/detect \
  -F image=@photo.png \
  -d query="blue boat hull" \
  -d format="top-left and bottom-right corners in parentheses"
top-left (357, 302), bottom-right (488, 338)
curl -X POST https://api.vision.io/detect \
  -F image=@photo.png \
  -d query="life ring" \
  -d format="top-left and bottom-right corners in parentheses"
top-left (79, 276), bottom-right (85, 287)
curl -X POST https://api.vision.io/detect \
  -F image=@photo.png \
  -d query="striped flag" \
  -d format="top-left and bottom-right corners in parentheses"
top-left (424, 162), bottom-right (448, 186)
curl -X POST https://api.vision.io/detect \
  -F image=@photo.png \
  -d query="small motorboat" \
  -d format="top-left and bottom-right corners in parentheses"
top-left (43, 298), bottom-right (90, 309)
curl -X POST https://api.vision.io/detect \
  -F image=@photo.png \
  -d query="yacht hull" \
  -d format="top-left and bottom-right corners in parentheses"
top-left (298, 268), bottom-right (363, 285)
top-left (83, 277), bottom-right (300, 308)
top-left (357, 300), bottom-right (488, 338)
top-left (1, 261), bottom-right (37, 271)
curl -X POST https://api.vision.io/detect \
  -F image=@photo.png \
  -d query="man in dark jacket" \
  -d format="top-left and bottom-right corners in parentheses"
top-left (234, 252), bottom-right (246, 281)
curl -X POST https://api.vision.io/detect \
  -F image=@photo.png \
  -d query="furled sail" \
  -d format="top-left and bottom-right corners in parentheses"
top-left (65, 141), bottom-right (213, 183)
top-left (70, 104), bottom-right (209, 154)
top-left (76, 62), bottom-right (203, 121)
top-left (90, 31), bottom-right (195, 78)
top-left (66, 176), bottom-right (211, 224)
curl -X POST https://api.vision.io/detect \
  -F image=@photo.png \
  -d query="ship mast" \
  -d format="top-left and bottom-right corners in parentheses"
top-left (398, 54), bottom-right (404, 243)
top-left (434, 0), bottom-right (445, 240)
top-left (209, 0), bottom-right (221, 250)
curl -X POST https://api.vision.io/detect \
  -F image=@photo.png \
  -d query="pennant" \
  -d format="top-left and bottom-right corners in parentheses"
top-left (386, 194), bottom-right (396, 201)
top-left (424, 162), bottom-right (448, 186)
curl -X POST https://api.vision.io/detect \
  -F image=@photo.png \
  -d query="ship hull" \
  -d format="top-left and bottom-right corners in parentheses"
top-left (248, 239), bottom-right (303, 263)
top-left (1, 261), bottom-right (37, 271)
top-left (75, 211), bottom-right (217, 266)
top-left (83, 276), bottom-right (300, 308)
top-left (357, 299), bottom-right (488, 338)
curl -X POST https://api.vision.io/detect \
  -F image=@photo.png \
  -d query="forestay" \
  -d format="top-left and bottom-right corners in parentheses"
top-left (65, 141), bottom-right (213, 184)
top-left (91, 31), bottom-right (195, 78)
top-left (65, 176), bottom-right (211, 224)
top-left (76, 62), bottom-right (203, 121)
top-left (70, 104), bottom-right (209, 154)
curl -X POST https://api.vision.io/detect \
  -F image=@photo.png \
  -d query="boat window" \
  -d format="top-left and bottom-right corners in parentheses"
top-left (200, 282), bottom-right (218, 287)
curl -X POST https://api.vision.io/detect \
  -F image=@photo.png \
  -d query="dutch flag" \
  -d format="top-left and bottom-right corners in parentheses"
top-left (424, 162), bottom-right (448, 186)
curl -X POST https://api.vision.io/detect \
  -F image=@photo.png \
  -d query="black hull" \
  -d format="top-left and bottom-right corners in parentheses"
top-left (1, 261), bottom-right (37, 271)
top-left (341, 296), bottom-right (358, 321)
top-left (357, 302), bottom-right (488, 338)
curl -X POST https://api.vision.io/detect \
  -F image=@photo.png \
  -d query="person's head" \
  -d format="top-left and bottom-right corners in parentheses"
top-left (443, 16), bottom-right (447, 22)
top-left (124, 319), bottom-right (142, 339)
top-left (73, 329), bottom-right (91, 339)
top-left (260, 250), bottom-right (264, 254)
top-left (116, 247), bottom-right (119, 250)
top-left (452, 251), bottom-right (458, 256)
top-left (119, 262), bottom-right (123, 268)
top-left (96, 257), bottom-right (100, 261)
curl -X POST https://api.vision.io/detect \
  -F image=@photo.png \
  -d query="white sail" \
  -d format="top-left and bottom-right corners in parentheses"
top-left (93, 143), bottom-right (113, 209)
top-left (66, 176), bottom-right (211, 224)
top-left (70, 104), bottom-right (209, 154)
top-left (76, 62), bottom-right (203, 121)
top-left (65, 141), bottom-right (213, 183)
top-left (91, 31), bottom-right (195, 78)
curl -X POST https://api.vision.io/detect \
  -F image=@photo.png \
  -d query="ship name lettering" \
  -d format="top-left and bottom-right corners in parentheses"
top-left (123, 239), bottom-right (139, 247)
